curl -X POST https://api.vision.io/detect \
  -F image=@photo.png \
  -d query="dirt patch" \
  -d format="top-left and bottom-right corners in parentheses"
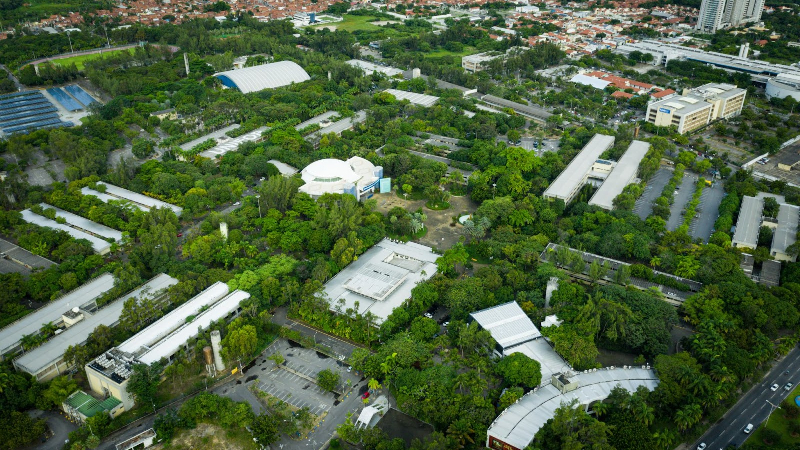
top-left (151, 423), bottom-right (255, 450)
top-left (372, 192), bottom-right (478, 251)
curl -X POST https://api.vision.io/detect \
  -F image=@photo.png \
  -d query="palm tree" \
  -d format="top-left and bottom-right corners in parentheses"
top-left (592, 401), bottom-right (611, 418)
top-left (446, 419), bottom-right (475, 449)
top-left (632, 401), bottom-right (655, 426)
top-left (673, 408), bottom-right (692, 432)
top-left (0, 372), bottom-right (9, 393)
top-left (652, 429), bottom-right (677, 450)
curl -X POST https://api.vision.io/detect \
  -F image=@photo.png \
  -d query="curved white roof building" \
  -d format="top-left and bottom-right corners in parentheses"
top-left (215, 61), bottom-right (310, 94)
top-left (299, 156), bottom-right (382, 200)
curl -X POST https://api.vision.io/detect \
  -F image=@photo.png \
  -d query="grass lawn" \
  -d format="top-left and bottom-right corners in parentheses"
top-left (425, 200), bottom-right (450, 210)
top-left (314, 14), bottom-right (388, 32)
top-left (748, 384), bottom-right (800, 447)
top-left (51, 48), bottom-right (135, 70)
top-left (426, 46), bottom-right (478, 58)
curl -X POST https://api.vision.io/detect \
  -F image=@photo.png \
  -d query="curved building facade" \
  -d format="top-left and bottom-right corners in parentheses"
top-left (299, 156), bottom-right (382, 200)
top-left (766, 74), bottom-right (800, 101)
top-left (214, 61), bottom-right (310, 94)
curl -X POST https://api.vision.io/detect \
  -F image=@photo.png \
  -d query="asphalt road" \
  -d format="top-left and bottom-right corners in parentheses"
top-left (27, 410), bottom-right (77, 450)
top-left (695, 347), bottom-right (800, 450)
top-left (689, 182), bottom-right (725, 243)
top-left (666, 174), bottom-right (697, 232)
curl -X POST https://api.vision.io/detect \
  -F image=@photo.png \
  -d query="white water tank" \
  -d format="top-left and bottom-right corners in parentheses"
top-left (210, 330), bottom-right (225, 371)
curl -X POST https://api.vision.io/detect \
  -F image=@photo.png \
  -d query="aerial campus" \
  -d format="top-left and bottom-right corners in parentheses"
top-left (1, 0), bottom-right (800, 449)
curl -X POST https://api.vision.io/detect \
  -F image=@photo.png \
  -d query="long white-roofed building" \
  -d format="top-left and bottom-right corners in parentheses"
top-left (0, 273), bottom-right (115, 358)
top-left (770, 203), bottom-right (799, 262)
top-left (299, 156), bottom-right (382, 201)
top-left (81, 182), bottom-right (183, 216)
top-left (588, 140), bottom-right (650, 210)
top-left (21, 210), bottom-right (113, 255)
top-left (732, 196), bottom-right (763, 250)
top-left (543, 134), bottom-right (616, 205)
top-left (13, 274), bottom-right (178, 381)
top-left (383, 89), bottom-right (439, 107)
top-left (86, 282), bottom-right (248, 410)
top-left (215, 61), bottom-right (310, 94)
top-left (487, 367), bottom-right (659, 450)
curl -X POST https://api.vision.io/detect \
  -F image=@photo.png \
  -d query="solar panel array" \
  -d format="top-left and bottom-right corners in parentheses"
top-left (0, 91), bottom-right (72, 135)
top-left (64, 85), bottom-right (97, 106)
top-left (46, 87), bottom-right (83, 111)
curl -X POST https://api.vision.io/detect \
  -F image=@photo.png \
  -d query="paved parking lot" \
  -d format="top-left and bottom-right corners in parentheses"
top-left (689, 181), bottom-right (725, 242)
top-left (256, 370), bottom-right (334, 416)
top-left (634, 168), bottom-right (672, 220)
top-left (666, 174), bottom-right (697, 232)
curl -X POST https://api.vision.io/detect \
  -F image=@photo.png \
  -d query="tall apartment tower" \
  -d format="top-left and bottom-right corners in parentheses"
top-left (696, 0), bottom-right (764, 33)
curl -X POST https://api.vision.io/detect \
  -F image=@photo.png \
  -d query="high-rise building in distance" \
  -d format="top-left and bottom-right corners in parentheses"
top-left (696, 0), bottom-right (764, 33)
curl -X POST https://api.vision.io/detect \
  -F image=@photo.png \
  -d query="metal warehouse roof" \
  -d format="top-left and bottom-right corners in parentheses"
top-left (480, 94), bottom-right (553, 121)
top-left (772, 203), bottom-right (799, 257)
top-left (470, 301), bottom-right (541, 349)
top-left (137, 289), bottom-right (249, 365)
top-left (85, 183), bottom-right (183, 216)
top-left (215, 61), bottom-right (310, 94)
top-left (732, 196), bottom-right (763, 249)
top-left (21, 210), bottom-right (112, 254)
top-left (117, 281), bottom-right (230, 358)
top-left (488, 367), bottom-right (659, 450)
top-left (589, 140), bottom-right (650, 210)
top-left (544, 134), bottom-right (615, 201)
top-left (0, 237), bottom-right (56, 272)
top-left (570, 74), bottom-right (611, 90)
top-left (12, 274), bottom-right (177, 376)
top-left (0, 273), bottom-right (115, 355)
top-left (383, 89), bottom-right (440, 107)
top-left (39, 203), bottom-right (123, 242)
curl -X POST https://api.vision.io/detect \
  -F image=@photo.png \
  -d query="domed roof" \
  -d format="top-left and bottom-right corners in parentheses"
top-left (302, 159), bottom-right (359, 184)
top-left (214, 61), bottom-right (310, 94)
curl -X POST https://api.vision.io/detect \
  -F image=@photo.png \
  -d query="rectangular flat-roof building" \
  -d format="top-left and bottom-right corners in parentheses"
top-left (384, 89), bottom-right (439, 107)
top-left (83, 182), bottom-right (183, 216)
top-left (0, 273), bottom-right (115, 358)
top-left (86, 282), bottom-right (248, 410)
top-left (0, 237), bottom-right (56, 275)
top-left (470, 302), bottom-right (567, 383)
top-left (39, 203), bottom-right (123, 242)
top-left (21, 210), bottom-right (112, 255)
top-left (771, 203), bottom-right (799, 262)
top-left (544, 134), bottom-right (615, 204)
top-left (346, 59), bottom-right (403, 77)
top-left (12, 274), bottom-right (177, 381)
top-left (462, 52), bottom-right (503, 73)
top-left (732, 196), bottom-right (763, 250)
top-left (323, 239), bottom-right (438, 324)
top-left (646, 83), bottom-right (745, 134)
top-left (589, 140), bottom-right (650, 210)
top-left (479, 95), bottom-right (553, 122)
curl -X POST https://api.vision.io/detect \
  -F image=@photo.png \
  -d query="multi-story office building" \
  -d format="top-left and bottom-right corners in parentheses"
top-left (646, 83), bottom-right (746, 134)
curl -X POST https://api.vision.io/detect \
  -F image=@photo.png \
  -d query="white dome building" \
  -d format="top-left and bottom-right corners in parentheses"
top-left (299, 156), bottom-right (382, 200)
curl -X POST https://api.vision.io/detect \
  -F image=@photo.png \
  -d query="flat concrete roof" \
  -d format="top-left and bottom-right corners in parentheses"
top-left (346, 59), bottom-right (403, 77)
top-left (544, 134), bottom-right (615, 202)
top-left (732, 196), bottom-right (763, 249)
top-left (772, 203), bottom-right (799, 258)
top-left (268, 160), bottom-right (299, 176)
top-left (306, 111), bottom-right (367, 142)
top-left (589, 140), bottom-right (650, 210)
top-left (21, 210), bottom-right (112, 254)
top-left (488, 367), bottom-right (659, 450)
top-left (0, 273), bottom-right (115, 356)
top-left (649, 95), bottom-right (713, 116)
top-left (480, 95), bottom-right (553, 121)
top-left (324, 239), bottom-right (438, 324)
top-left (198, 126), bottom-right (268, 159)
top-left (13, 274), bottom-right (177, 376)
top-left (384, 89), bottom-right (439, 107)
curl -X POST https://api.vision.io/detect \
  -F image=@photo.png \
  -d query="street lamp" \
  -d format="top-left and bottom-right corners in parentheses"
top-left (492, 183), bottom-right (497, 199)
top-left (766, 399), bottom-right (781, 427)
top-left (255, 194), bottom-right (261, 218)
